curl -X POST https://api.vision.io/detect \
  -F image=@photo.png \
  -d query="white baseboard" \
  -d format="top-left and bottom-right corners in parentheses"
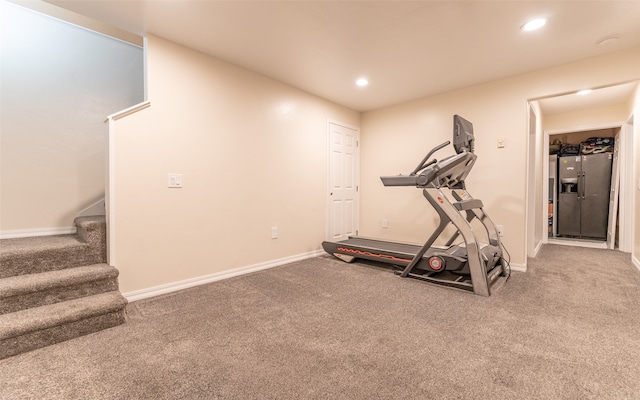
top-left (78, 198), bottom-right (105, 217)
top-left (124, 249), bottom-right (325, 302)
top-left (0, 226), bottom-right (77, 239)
top-left (633, 256), bottom-right (640, 273)
top-left (508, 262), bottom-right (527, 273)
top-left (533, 241), bottom-right (544, 258)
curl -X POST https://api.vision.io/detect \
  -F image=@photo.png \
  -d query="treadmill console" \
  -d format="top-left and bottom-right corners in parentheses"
top-left (453, 115), bottom-right (474, 154)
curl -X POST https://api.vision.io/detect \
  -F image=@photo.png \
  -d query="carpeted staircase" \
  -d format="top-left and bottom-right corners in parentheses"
top-left (0, 216), bottom-right (127, 359)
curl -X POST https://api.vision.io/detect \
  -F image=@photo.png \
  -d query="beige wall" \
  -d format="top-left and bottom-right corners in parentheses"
top-left (0, 2), bottom-right (143, 234)
top-left (544, 103), bottom-right (631, 131)
top-left (360, 47), bottom-right (640, 267)
top-left (112, 35), bottom-right (359, 293)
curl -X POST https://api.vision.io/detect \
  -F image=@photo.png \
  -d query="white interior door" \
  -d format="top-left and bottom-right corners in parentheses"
top-left (328, 122), bottom-right (359, 242)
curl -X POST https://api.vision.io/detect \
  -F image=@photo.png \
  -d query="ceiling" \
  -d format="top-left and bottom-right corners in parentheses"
top-left (538, 81), bottom-right (638, 116)
top-left (43, 0), bottom-right (640, 112)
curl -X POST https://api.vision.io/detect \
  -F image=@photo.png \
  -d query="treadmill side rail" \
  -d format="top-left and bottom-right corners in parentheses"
top-left (453, 199), bottom-right (483, 211)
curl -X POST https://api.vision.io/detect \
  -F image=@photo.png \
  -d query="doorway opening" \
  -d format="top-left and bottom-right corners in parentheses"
top-left (546, 127), bottom-right (619, 249)
top-left (526, 81), bottom-right (638, 256)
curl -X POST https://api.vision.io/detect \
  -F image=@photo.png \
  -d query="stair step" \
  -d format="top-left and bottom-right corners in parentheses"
top-left (0, 291), bottom-right (127, 360)
top-left (0, 264), bottom-right (119, 314)
top-left (1, 234), bottom-right (85, 255)
top-left (0, 235), bottom-right (103, 278)
top-left (0, 216), bottom-right (107, 279)
top-left (74, 216), bottom-right (107, 246)
top-left (0, 215), bottom-right (123, 359)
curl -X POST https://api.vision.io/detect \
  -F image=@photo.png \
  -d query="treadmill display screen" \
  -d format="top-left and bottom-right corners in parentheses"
top-left (453, 115), bottom-right (475, 154)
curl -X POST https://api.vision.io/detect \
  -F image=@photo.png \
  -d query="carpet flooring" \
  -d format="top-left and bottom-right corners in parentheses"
top-left (1, 244), bottom-right (639, 399)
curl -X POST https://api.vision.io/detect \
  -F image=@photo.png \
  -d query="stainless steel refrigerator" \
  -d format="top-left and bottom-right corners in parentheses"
top-left (557, 153), bottom-right (612, 239)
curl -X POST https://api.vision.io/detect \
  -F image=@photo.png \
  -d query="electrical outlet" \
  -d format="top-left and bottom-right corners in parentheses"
top-left (496, 225), bottom-right (504, 237)
top-left (271, 227), bottom-right (278, 239)
top-left (382, 219), bottom-right (388, 228)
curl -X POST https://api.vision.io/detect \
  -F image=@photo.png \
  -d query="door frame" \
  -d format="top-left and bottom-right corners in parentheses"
top-left (326, 119), bottom-right (361, 241)
top-left (543, 121), bottom-right (630, 250)
top-left (618, 120), bottom-right (634, 252)
top-left (526, 102), bottom-right (542, 257)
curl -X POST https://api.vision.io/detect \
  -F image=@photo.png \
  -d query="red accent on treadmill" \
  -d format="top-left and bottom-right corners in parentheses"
top-left (336, 247), bottom-right (411, 263)
top-left (429, 256), bottom-right (444, 271)
top-left (437, 197), bottom-right (444, 203)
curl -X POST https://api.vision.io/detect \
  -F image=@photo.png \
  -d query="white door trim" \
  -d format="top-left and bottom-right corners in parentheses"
top-left (608, 131), bottom-right (621, 249)
top-left (618, 122), bottom-right (633, 252)
top-left (326, 119), bottom-right (360, 242)
top-left (526, 102), bottom-right (540, 257)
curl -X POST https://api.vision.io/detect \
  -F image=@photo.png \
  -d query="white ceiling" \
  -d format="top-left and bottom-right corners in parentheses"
top-left (45, 0), bottom-right (640, 112)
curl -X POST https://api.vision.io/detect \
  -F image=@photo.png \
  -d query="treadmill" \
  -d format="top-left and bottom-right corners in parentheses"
top-left (322, 115), bottom-right (509, 296)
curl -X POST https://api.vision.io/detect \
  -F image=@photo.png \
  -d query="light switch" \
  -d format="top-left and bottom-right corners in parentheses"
top-left (168, 173), bottom-right (183, 188)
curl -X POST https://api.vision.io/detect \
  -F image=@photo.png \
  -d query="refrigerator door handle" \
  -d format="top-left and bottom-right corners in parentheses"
top-left (581, 172), bottom-right (586, 200)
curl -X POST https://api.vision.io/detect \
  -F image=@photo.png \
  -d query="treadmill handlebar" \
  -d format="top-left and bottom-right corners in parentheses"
top-left (411, 141), bottom-right (450, 175)
top-left (380, 175), bottom-right (418, 187)
top-left (381, 151), bottom-right (475, 188)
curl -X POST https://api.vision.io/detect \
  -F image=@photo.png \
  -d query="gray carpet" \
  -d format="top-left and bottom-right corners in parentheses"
top-left (1, 244), bottom-right (639, 399)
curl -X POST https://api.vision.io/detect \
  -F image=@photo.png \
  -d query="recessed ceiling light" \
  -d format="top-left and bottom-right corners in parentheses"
top-left (521, 18), bottom-right (547, 32)
top-left (356, 78), bottom-right (369, 87)
top-left (577, 89), bottom-right (592, 96)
